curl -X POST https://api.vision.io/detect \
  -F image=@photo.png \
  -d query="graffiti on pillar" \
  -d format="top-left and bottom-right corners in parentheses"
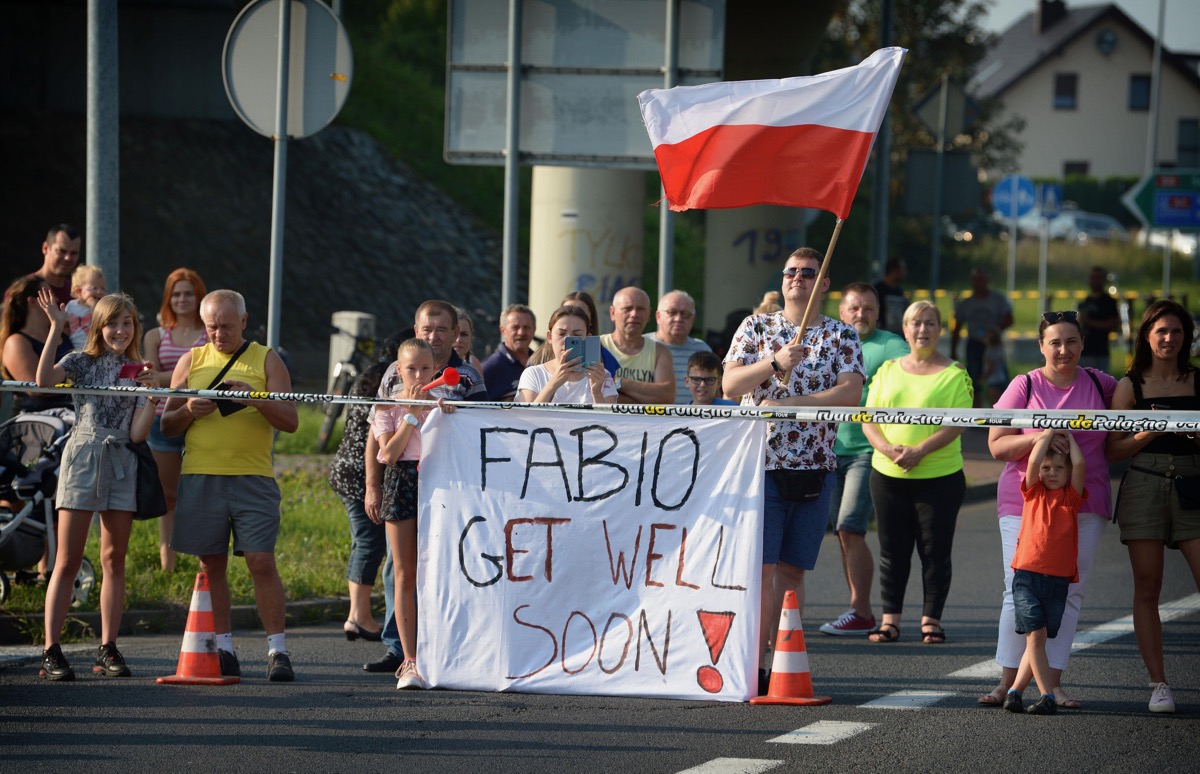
top-left (730, 228), bottom-right (803, 266)
top-left (558, 225), bottom-right (642, 305)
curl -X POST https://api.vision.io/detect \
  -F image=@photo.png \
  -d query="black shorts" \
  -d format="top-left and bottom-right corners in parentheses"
top-left (381, 460), bottom-right (419, 522)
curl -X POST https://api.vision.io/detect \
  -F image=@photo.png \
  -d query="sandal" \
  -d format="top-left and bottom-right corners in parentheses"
top-left (1053, 689), bottom-right (1083, 709)
top-left (921, 622), bottom-right (946, 644)
top-left (868, 623), bottom-right (900, 643)
top-left (978, 687), bottom-right (1007, 706)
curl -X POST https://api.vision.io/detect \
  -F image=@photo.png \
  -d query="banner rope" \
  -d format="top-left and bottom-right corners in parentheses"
top-left (2, 379), bottom-right (1197, 432)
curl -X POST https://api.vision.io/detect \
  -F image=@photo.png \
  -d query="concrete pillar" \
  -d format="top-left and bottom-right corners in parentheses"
top-left (327, 311), bottom-right (376, 392)
top-left (701, 207), bottom-right (818, 346)
top-left (528, 167), bottom-right (645, 336)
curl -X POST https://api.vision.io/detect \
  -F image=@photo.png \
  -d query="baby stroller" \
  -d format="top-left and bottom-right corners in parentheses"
top-left (0, 412), bottom-right (94, 606)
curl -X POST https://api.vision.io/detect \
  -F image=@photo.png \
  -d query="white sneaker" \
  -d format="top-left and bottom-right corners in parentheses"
top-left (396, 659), bottom-right (428, 690)
top-left (1148, 682), bottom-right (1175, 713)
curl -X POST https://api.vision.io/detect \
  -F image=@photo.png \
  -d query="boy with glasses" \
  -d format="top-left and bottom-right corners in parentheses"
top-left (684, 351), bottom-right (735, 406)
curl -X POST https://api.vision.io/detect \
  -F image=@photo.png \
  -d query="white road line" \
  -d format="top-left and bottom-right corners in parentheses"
top-left (676, 758), bottom-right (784, 774)
top-left (860, 689), bottom-right (955, 709)
top-left (766, 720), bottom-right (878, 745)
top-left (949, 592), bottom-right (1200, 679)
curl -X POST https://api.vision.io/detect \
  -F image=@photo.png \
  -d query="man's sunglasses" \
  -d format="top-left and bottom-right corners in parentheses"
top-left (782, 267), bottom-right (818, 279)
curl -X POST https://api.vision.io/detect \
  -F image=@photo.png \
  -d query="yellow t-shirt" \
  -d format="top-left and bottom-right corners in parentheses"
top-left (867, 358), bottom-right (973, 479)
top-left (600, 334), bottom-right (658, 385)
top-left (181, 341), bottom-right (274, 477)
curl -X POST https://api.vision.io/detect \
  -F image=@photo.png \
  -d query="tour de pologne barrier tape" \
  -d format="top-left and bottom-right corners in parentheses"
top-left (2, 380), bottom-right (1198, 433)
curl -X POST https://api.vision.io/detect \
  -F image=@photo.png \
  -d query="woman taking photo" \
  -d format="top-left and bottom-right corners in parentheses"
top-left (1106, 300), bottom-right (1200, 714)
top-left (518, 306), bottom-right (617, 404)
top-left (143, 268), bottom-right (208, 572)
top-left (979, 310), bottom-right (1116, 708)
top-left (862, 301), bottom-right (972, 644)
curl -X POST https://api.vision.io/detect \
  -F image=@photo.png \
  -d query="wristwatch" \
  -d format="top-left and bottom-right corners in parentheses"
top-left (404, 413), bottom-right (420, 428)
top-left (770, 356), bottom-right (783, 374)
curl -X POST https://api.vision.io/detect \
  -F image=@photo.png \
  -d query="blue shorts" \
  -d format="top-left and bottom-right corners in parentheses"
top-left (763, 469), bottom-right (834, 570)
top-left (829, 453), bottom-right (873, 534)
top-left (1012, 568), bottom-right (1070, 638)
top-left (147, 415), bottom-right (185, 453)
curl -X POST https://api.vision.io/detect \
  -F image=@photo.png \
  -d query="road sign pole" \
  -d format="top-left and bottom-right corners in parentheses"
top-left (266, 0), bottom-right (291, 351)
top-left (1007, 176), bottom-right (1018, 298)
top-left (929, 73), bottom-right (948, 299)
top-left (501, 0), bottom-right (522, 310)
top-left (1038, 185), bottom-right (1049, 314)
top-left (1163, 239), bottom-right (1171, 297)
top-left (657, 0), bottom-right (679, 300)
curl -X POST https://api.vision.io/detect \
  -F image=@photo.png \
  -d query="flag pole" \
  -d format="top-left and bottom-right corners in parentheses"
top-left (796, 217), bottom-right (844, 333)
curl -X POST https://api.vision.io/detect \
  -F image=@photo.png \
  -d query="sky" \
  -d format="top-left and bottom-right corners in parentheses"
top-left (982, 0), bottom-right (1200, 53)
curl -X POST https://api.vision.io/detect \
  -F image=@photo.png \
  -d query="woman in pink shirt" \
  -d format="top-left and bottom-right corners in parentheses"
top-left (980, 311), bottom-right (1116, 709)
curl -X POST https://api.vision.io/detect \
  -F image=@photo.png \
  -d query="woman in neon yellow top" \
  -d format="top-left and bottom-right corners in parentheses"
top-left (862, 300), bottom-right (973, 645)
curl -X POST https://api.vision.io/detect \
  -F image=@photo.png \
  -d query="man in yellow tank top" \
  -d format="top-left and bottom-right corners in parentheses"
top-left (161, 289), bottom-right (298, 682)
top-left (600, 286), bottom-right (675, 404)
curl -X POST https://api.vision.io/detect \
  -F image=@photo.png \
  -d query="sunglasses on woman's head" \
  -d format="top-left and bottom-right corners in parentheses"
top-left (1042, 311), bottom-right (1078, 324)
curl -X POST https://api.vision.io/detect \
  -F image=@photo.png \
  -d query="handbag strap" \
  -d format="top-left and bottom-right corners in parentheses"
top-left (206, 340), bottom-right (252, 390)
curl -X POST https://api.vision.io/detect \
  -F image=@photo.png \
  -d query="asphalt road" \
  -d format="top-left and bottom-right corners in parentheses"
top-left (1, 496), bottom-right (1197, 773)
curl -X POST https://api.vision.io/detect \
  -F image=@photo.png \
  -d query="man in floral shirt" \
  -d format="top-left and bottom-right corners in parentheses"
top-left (723, 247), bottom-right (864, 695)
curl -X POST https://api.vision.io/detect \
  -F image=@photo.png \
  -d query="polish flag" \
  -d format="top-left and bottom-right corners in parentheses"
top-left (637, 47), bottom-right (906, 219)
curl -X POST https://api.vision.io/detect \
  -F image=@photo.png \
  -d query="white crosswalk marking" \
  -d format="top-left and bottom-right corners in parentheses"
top-left (860, 689), bottom-right (955, 709)
top-left (676, 758), bottom-right (784, 774)
top-left (766, 720), bottom-right (878, 745)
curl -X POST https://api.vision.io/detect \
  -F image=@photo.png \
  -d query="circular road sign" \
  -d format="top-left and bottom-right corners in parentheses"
top-left (223, 0), bottom-right (353, 139)
top-left (991, 174), bottom-right (1036, 219)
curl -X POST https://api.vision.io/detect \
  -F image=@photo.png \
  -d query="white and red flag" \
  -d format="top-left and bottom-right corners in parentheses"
top-left (637, 47), bottom-right (907, 219)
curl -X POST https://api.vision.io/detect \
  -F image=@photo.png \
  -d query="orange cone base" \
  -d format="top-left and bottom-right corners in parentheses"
top-left (156, 674), bottom-right (240, 686)
top-left (749, 694), bottom-right (832, 706)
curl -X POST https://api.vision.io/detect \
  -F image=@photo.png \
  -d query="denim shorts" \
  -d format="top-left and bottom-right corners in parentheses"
top-left (828, 453), bottom-right (873, 534)
top-left (763, 469), bottom-right (834, 570)
top-left (147, 415), bottom-right (185, 454)
top-left (1012, 568), bottom-right (1070, 638)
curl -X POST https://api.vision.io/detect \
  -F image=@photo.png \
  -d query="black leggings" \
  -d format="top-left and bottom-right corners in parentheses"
top-left (869, 469), bottom-right (966, 620)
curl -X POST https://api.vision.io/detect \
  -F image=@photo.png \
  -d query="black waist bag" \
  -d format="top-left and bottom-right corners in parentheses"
top-left (768, 468), bottom-right (826, 502)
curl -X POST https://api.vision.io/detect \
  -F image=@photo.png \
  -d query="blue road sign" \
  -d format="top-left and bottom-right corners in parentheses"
top-left (991, 175), bottom-right (1036, 218)
top-left (1039, 183), bottom-right (1063, 217)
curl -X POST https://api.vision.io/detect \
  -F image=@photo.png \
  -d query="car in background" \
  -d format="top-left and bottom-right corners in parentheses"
top-left (1138, 228), bottom-right (1198, 257)
top-left (1049, 211), bottom-right (1129, 245)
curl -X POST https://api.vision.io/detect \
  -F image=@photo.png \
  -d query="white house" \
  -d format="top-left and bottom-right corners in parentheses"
top-left (970, 0), bottom-right (1200, 178)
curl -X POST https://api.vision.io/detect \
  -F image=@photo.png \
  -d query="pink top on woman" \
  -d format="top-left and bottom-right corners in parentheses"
top-left (992, 367), bottom-right (1117, 519)
top-left (154, 326), bottom-right (207, 417)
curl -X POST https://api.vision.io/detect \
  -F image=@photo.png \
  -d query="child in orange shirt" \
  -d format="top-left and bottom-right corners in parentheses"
top-left (1004, 428), bottom-right (1085, 715)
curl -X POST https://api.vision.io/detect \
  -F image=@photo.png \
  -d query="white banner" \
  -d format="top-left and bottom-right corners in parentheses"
top-left (417, 407), bottom-right (765, 701)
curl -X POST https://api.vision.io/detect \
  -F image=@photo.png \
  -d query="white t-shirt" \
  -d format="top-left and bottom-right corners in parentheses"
top-left (517, 364), bottom-right (618, 403)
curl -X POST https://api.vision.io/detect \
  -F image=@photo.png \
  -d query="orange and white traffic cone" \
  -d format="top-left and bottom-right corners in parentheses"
top-left (157, 572), bottom-right (240, 686)
top-left (749, 590), bottom-right (831, 705)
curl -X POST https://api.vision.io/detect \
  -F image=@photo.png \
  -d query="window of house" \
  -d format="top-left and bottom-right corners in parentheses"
top-left (1054, 73), bottom-right (1078, 110)
top-left (1180, 119), bottom-right (1199, 167)
top-left (1129, 74), bottom-right (1151, 111)
top-left (1063, 161), bottom-right (1090, 177)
